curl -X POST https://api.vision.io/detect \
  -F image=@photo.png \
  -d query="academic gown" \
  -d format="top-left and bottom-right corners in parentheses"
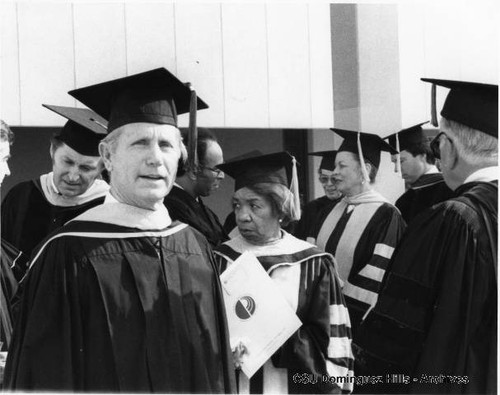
top-left (164, 185), bottom-right (229, 247)
top-left (294, 196), bottom-right (340, 241)
top-left (214, 232), bottom-right (354, 394)
top-left (4, 198), bottom-right (236, 393)
top-left (395, 173), bottom-right (454, 223)
top-left (1, 177), bottom-right (107, 258)
top-left (311, 190), bottom-right (406, 338)
top-left (354, 181), bottom-right (497, 394)
top-left (1, 239), bottom-right (27, 351)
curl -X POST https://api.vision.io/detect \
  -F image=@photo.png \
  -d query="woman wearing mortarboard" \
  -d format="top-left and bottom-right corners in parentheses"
top-left (309, 129), bottom-right (406, 339)
top-left (214, 151), bottom-right (354, 394)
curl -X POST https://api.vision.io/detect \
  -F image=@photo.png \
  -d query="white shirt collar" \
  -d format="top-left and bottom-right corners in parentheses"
top-left (72, 192), bottom-right (172, 229)
top-left (463, 166), bottom-right (499, 185)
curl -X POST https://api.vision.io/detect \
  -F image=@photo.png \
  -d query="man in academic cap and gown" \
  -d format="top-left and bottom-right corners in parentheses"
top-left (294, 151), bottom-right (342, 240)
top-left (4, 68), bottom-right (236, 393)
top-left (309, 130), bottom-right (406, 339)
top-left (385, 122), bottom-right (453, 223)
top-left (164, 128), bottom-right (228, 247)
top-left (1, 106), bottom-right (109, 263)
top-left (355, 79), bottom-right (498, 394)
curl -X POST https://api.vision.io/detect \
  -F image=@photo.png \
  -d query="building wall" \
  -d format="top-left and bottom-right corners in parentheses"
top-left (0, 2), bottom-right (334, 129)
top-left (1, 1), bottom-right (498, 214)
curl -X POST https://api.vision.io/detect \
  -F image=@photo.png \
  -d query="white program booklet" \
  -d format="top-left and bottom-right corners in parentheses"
top-left (220, 251), bottom-right (302, 378)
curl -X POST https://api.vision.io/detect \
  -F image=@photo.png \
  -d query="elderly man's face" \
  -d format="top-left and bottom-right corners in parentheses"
top-left (105, 123), bottom-right (182, 210)
top-left (50, 142), bottom-right (102, 198)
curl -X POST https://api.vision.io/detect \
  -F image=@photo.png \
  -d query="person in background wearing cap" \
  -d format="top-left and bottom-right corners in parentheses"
top-left (355, 79), bottom-right (498, 394)
top-left (1, 106), bottom-right (109, 263)
top-left (0, 120), bottom-right (29, 386)
top-left (214, 151), bottom-right (354, 394)
top-left (164, 127), bottom-right (228, 247)
top-left (386, 122), bottom-right (453, 223)
top-left (309, 129), bottom-right (406, 340)
top-left (294, 150), bottom-right (342, 241)
top-left (4, 68), bottom-right (235, 393)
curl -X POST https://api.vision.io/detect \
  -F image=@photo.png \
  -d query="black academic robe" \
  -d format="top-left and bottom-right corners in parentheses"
top-left (1, 180), bottom-right (105, 258)
top-left (214, 233), bottom-right (354, 394)
top-left (312, 192), bottom-right (406, 338)
top-left (395, 173), bottom-right (454, 223)
top-left (354, 181), bottom-right (497, 394)
top-left (164, 185), bottom-right (228, 247)
top-left (1, 239), bottom-right (27, 351)
top-left (294, 196), bottom-right (340, 240)
top-left (4, 213), bottom-right (236, 392)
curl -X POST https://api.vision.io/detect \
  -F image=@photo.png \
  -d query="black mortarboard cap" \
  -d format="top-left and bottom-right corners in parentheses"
top-left (385, 121), bottom-right (429, 152)
top-left (217, 151), bottom-right (301, 220)
top-left (218, 151), bottom-right (295, 190)
top-left (421, 78), bottom-right (498, 138)
top-left (43, 104), bottom-right (107, 156)
top-left (331, 128), bottom-right (398, 169)
top-left (68, 68), bottom-right (208, 133)
top-left (308, 150), bottom-right (337, 171)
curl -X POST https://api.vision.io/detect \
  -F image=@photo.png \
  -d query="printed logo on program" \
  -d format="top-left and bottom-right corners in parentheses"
top-left (235, 296), bottom-right (256, 320)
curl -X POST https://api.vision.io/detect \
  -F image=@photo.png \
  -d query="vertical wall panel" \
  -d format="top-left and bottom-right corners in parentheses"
top-left (267, 3), bottom-right (311, 128)
top-left (330, 4), bottom-right (360, 130)
top-left (73, 3), bottom-right (127, 94)
top-left (221, 3), bottom-right (269, 128)
top-left (18, 3), bottom-right (75, 125)
top-left (459, 2), bottom-right (499, 83)
top-left (357, 4), bottom-right (402, 133)
top-left (308, 4), bottom-right (334, 128)
top-left (125, 3), bottom-right (177, 76)
top-left (397, 4), bottom-right (428, 126)
top-left (0, 2), bottom-right (21, 125)
top-left (175, 3), bottom-right (224, 127)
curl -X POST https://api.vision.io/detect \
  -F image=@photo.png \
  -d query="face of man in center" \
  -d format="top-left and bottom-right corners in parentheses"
top-left (101, 122), bottom-right (183, 210)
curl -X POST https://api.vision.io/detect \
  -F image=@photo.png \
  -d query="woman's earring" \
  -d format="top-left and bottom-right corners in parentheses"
top-left (279, 218), bottom-right (283, 223)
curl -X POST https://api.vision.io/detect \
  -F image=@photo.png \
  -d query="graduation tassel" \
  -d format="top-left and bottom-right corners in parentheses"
top-left (186, 83), bottom-right (198, 172)
top-left (356, 132), bottom-right (370, 184)
top-left (431, 83), bottom-right (438, 127)
top-left (289, 156), bottom-right (301, 221)
top-left (395, 133), bottom-right (402, 175)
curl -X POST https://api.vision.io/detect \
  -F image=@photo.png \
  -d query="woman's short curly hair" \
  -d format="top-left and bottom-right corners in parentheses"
top-left (1, 120), bottom-right (14, 144)
top-left (245, 182), bottom-right (295, 226)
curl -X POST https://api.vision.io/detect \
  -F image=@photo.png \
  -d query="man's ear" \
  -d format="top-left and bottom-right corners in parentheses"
top-left (49, 142), bottom-right (56, 160)
top-left (187, 170), bottom-right (197, 181)
top-left (99, 142), bottom-right (112, 172)
top-left (448, 139), bottom-right (460, 169)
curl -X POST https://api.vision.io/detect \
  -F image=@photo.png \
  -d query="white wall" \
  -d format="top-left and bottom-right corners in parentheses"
top-left (0, 2), bottom-right (334, 129)
top-left (397, 1), bottom-right (499, 126)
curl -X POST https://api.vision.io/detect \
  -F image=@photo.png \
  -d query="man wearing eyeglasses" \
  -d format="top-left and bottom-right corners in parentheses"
top-left (354, 79), bottom-right (498, 394)
top-left (294, 150), bottom-right (342, 240)
top-left (164, 128), bottom-right (228, 247)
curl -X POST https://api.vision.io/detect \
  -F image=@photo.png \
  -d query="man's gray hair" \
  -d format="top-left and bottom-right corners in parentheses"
top-left (442, 117), bottom-right (498, 164)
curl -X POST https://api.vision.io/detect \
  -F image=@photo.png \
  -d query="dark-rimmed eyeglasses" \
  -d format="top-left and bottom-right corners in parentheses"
top-left (430, 132), bottom-right (453, 160)
top-left (319, 175), bottom-right (336, 184)
top-left (199, 166), bottom-right (224, 178)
